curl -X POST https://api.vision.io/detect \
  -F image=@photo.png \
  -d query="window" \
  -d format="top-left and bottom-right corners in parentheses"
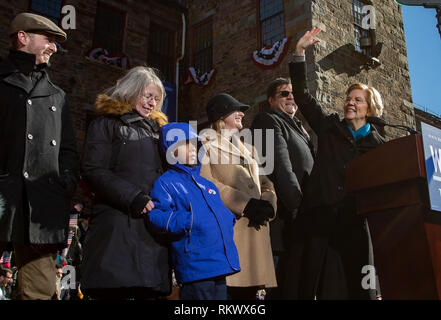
top-left (352, 0), bottom-right (372, 56)
top-left (93, 3), bottom-right (125, 54)
top-left (259, 0), bottom-right (285, 47)
top-left (148, 24), bottom-right (175, 82)
top-left (192, 18), bottom-right (213, 74)
top-left (29, 0), bottom-right (63, 25)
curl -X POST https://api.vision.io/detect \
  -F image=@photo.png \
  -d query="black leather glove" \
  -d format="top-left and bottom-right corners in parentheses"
top-left (130, 192), bottom-right (151, 218)
top-left (243, 199), bottom-right (275, 230)
top-left (59, 170), bottom-right (79, 197)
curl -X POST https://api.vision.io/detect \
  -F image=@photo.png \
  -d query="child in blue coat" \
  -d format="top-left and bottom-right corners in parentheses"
top-left (147, 122), bottom-right (240, 300)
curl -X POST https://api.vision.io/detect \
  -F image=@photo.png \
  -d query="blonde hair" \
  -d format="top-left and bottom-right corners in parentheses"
top-left (106, 66), bottom-right (166, 112)
top-left (346, 83), bottom-right (384, 117)
top-left (210, 119), bottom-right (226, 134)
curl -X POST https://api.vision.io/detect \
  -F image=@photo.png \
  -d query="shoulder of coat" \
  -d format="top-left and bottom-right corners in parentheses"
top-left (251, 111), bottom-right (280, 129)
top-left (93, 94), bottom-right (133, 116)
top-left (44, 73), bottom-right (65, 96)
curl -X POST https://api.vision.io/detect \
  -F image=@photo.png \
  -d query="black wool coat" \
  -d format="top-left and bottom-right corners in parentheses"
top-left (251, 109), bottom-right (315, 252)
top-left (284, 61), bottom-right (385, 300)
top-left (80, 95), bottom-right (170, 294)
top-left (0, 49), bottom-right (79, 245)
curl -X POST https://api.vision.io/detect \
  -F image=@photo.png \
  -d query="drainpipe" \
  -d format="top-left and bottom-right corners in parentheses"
top-left (176, 13), bottom-right (186, 121)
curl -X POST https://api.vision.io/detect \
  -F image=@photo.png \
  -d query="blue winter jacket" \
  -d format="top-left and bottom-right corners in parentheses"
top-left (147, 122), bottom-right (240, 284)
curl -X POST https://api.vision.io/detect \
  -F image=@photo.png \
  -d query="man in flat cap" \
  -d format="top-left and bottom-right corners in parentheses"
top-left (0, 12), bottom-right (79, 300)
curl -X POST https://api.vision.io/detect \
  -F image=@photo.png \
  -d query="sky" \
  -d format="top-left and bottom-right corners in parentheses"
top-left (401, 5), bottom-right (441, 117)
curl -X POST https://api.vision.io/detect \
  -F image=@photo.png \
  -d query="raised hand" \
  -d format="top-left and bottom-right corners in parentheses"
top-left (295, 27), bottom-right (322, 56)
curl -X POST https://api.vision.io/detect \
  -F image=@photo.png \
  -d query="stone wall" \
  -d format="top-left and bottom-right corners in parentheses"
top-left (309, 0), bottom-right (414, 140)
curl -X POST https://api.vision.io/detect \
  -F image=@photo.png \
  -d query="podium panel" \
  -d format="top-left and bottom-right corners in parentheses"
top-left (347, 134), bottom-right (441, 299)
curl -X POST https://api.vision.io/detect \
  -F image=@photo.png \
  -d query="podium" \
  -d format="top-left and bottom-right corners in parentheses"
top-left (346, 134), bottom-right (441, 299)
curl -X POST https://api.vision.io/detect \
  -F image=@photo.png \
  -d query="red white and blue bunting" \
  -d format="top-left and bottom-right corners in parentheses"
top-left (86, 47), bottom-right (130, 69)
top-left (186, 67), bottom-right (216, 87)
top-left (251, 37), bottom-right (291, 69)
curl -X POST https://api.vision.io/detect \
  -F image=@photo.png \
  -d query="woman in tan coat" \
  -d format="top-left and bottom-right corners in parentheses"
top-left (200, 93), bottom-right (277, 300)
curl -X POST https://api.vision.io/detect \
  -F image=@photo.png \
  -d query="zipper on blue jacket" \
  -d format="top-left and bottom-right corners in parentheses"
top-left (184, 202), bottom-right (194, 253)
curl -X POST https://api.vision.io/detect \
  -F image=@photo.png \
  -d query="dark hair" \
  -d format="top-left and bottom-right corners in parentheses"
top-left (266, 77), bottom-right (291, 99)
top-left (55, 264), bottom-right (63, 270)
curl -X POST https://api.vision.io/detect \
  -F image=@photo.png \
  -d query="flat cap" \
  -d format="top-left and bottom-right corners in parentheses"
top-left (10, 12), bottom-right (67, 42)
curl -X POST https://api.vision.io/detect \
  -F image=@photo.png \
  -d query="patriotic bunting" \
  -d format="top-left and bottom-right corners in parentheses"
top-left (186, 67), bottom-right (216, 87)
top-left (251, 37), bottom-right (291, 69)
top-left (86, 46), bottom-right (130, 69)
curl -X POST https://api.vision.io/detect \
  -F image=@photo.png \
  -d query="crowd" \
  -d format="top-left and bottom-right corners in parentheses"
top-left (0, 13), bottom-right (385, 300)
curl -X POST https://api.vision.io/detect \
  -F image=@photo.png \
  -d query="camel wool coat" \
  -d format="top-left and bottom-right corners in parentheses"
top-left (200, 133), bottom-right (277, 288)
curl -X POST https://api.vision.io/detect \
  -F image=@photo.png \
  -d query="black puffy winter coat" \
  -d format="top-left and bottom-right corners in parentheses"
top-left (80, 95), bottom-right (170, 294)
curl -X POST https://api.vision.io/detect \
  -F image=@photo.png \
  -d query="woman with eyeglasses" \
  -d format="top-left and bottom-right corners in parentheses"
top-left (284, 27), bottom-right (385, 300)
top-left (80, 66), bottom-right (171, 300)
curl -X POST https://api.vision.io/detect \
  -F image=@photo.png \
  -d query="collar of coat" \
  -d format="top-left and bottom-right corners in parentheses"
top-left (339, 117), bottom-right (386, 145)
top-left (0, 50), bottom-right (60, 96)
top-left (203, 132), bottom-right (261, 187)
top-left (269, 108), bottom-right (302, 126)
top-left (94, 94), bottom-right (168, 128)
top-left (268, 108), bottom-right (313, 149)
top-left (6, 49), bottom-right (48, 75)
top-left (204, 132), bottom-right (255, 160)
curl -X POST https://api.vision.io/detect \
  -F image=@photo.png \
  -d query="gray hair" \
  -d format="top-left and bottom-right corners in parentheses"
top-left (105, 66), bottom-right (166, 111)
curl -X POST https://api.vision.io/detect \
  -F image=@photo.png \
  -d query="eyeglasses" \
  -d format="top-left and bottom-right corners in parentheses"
top-left (345, 97), bottom-right (366, 105)
top-left (276, 90), bottom-right (293, 97)
top-left (142, 93), bottom-right (161, 104)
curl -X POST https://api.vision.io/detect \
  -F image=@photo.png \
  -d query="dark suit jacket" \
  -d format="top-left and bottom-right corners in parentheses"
top-left (251, 109), bottom-right (315, 251)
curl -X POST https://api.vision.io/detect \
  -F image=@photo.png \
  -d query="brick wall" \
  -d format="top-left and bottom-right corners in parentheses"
top-left (0, 0), bottom-right (183, 203)
top-left (0, 0), bottom-right (183, 154)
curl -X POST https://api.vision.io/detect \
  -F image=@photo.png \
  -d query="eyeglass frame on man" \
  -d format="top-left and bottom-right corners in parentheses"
top-left (276, 90), bottom-right (294, 97)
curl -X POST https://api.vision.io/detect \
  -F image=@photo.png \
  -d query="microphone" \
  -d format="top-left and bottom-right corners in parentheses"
top-left (366, 116), bottom-right (420, 135)
top-left (366, 116), bottom-right (387, 127)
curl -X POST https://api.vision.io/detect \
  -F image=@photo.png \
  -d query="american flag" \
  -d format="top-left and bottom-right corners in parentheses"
top-left (67, 231), bottom-right (74, 247)
top-left (69, 214), bottom-right (78, 227)
top-left (66, 214), bottom-right (78, 247)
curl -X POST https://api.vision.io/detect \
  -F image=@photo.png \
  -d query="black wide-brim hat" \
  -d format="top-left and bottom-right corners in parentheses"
top-left (206, 93), bottom-right (250, 124)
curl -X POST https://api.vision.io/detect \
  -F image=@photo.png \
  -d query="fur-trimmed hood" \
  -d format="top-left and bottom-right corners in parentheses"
top-left (94, 94), bottom-right (168, 127)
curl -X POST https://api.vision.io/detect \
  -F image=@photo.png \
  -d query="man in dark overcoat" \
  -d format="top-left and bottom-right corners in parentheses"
top-left (0, 12), bottom-right (79, 299)
top-left (251, 79), bottom-right (315, 298)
